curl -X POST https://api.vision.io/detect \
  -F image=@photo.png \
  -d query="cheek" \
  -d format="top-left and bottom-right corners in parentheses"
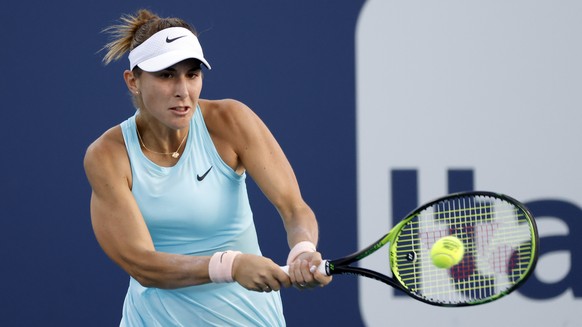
top-left (190, 79), bottom-right (203, 95)
top-left (140, 91), bottom-right (166, 111)
top-left (141, 82), bottom-right (170, 100)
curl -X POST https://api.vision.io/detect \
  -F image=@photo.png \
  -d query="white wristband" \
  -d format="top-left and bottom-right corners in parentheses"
top-left (286, 241), bottom-right (317, 265)
top-left (209, 251), bottom-right (242, 283)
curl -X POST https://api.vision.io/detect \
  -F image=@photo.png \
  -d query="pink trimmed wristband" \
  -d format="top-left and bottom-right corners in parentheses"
top-left (286, 241), bottom-right (317, 265)
top-left (209, 250), bottom-right (242, 283)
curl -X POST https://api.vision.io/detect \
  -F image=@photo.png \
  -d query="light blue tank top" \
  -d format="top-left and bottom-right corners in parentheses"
top-left (119, 106), bottom-right (285, 327)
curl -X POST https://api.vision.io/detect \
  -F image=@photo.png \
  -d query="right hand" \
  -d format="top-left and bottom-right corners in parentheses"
top-left (232, 254), bottom-right (292, 292)
top-left (286, 251), bottom-right (332, 290)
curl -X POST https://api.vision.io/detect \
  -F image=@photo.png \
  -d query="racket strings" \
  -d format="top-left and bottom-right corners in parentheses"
top-left (391, 195), bottom-right (535, 305)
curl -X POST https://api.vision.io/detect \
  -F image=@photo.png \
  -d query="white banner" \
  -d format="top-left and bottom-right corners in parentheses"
top-left (356, 1), bottom-right (582, 326)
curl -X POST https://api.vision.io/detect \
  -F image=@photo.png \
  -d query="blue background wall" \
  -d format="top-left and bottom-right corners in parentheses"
top-left (0, 1), bottom-right (366, 326)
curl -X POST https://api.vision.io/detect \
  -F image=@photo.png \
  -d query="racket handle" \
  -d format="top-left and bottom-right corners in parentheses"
top-left (280, 260), bottom-right (329, 276)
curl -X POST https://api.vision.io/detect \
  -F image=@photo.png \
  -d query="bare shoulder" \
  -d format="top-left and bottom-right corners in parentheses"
top-left (84, 126), bottom-right (131, 187)
top-left (199, 98), bottom-right (264, 140)
top-left (84, 126), bottom-right (126, 166)
top-left (199, 98), bottom-right (257, 127)
top-left (198, 99), bottom-right (272, 173)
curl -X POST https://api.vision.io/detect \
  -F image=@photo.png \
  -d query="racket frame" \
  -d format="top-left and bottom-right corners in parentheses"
top-left (324, 191), bottom-right (539, 307)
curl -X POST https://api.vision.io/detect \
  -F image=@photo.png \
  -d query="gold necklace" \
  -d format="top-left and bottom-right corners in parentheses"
top-left (136, 126), bottom-right (188, 158)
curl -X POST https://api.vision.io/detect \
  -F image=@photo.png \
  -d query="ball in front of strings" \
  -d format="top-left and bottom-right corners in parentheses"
top-left (430, 236), bottom-right (464, 269)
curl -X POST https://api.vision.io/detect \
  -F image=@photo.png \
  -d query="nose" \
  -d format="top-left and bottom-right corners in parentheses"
top-left (174, 77), bottom-right (189, 98)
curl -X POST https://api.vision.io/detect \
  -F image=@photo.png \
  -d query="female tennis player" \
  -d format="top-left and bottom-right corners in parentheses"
top-left (83, 8), bottom-right (331, 326)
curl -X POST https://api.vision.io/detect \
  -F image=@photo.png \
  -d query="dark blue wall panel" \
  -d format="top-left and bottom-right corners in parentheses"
top-left (0, 1), bottom-right (364, 326)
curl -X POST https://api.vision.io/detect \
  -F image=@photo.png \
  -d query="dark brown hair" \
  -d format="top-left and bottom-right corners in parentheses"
top-left (102, 9), bottom-right (197, 66)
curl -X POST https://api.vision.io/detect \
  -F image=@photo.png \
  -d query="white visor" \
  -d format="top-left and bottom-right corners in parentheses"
top-left (128, 27), bottom-right (211, 72)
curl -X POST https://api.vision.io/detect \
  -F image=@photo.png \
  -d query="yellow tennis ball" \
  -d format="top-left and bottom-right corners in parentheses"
top-left (430, 236), bottom-right (464, 269)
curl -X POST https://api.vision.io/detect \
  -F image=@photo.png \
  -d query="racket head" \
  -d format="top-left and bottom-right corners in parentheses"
top-left (389, 191), bottom-right (538, 306)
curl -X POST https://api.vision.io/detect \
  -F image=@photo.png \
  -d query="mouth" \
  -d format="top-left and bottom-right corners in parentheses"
top-left (170, 106), bottom-right (191, 114)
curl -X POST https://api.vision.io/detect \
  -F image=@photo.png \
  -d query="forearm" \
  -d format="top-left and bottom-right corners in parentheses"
top-left (122, 250), bottom-right (212, 289)
top-left (281, 204), bottom-right (333, 289)
top-left (128, 251), bottom-right (291, 292)
top-left (281, 204), bottom-right (319, 248)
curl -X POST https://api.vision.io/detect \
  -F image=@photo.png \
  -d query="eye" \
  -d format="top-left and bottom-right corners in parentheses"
top-left (188, 70), bottom-right (201, 79)
top-left (155, 71), bottom-right (174, 79)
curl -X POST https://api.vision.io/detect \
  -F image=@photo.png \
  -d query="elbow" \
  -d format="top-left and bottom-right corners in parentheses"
top-left (125, 262), bottom-right (158, 288)
top-left (133, 275), bottom-right (158, 288)
top-left (126, 264), bottom-right (152, 287)
top-left (128, 267), bottom-right (177, 289)
top-left (123, 258), bottom-right (192, 289)
top-left (118, 254), bottom-right (167, 288)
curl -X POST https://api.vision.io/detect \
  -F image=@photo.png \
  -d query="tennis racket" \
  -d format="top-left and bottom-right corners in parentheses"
top-left (284, 191), bottom-right (538, 307)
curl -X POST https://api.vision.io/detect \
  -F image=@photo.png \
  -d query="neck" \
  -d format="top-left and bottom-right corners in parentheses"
top-left (135, 116), bottom-right (189, 158)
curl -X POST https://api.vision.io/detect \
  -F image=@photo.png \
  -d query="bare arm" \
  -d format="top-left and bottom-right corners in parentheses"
top-left (204, 100), bottom-right (318, 246)
top-left (84, 127), bottom-right (212, 289)
top-left (238, 113), bottom-right (318, 248)
top-left (204, 99), bottom-right (331, 287)
top-left (85, 126), bottom-right (290, 291)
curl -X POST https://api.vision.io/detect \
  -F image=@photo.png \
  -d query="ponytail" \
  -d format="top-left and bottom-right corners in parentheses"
top-left (101, 9), bottom-right (196, 66)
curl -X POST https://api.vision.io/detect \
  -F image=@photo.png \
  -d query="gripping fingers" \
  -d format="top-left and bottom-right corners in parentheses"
top-left (279, 260), bottom-right (331, 289)
top-left (289, 260), bottom-right (316, 289)
top-left (250, 282), bottom-right (276, 293)
top-left (255, 285), bottom-right (273, 292)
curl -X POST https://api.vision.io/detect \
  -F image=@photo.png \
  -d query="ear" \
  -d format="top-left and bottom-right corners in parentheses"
top-left (123, 70), bottom-right (140, 94)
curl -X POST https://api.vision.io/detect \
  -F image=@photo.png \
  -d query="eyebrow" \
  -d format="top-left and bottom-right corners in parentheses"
top-left (162, 65), bottom-right (202, 73)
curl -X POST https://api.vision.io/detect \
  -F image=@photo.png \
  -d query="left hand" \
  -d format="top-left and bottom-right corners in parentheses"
top-left (287, 251), bottom-right (332, 290)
